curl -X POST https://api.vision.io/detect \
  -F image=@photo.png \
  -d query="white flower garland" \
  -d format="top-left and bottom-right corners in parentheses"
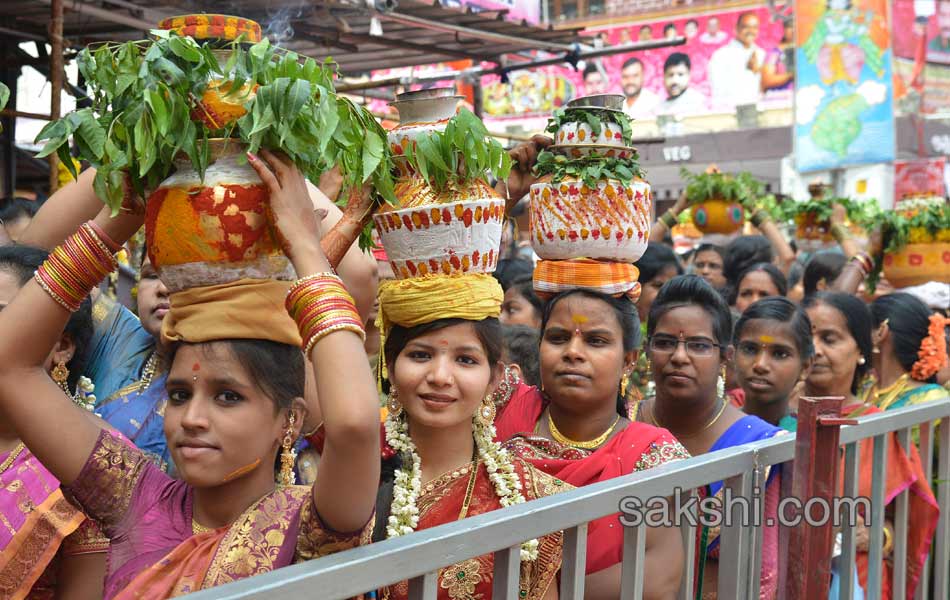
top-left (384, 409), bottom-right (540, 561)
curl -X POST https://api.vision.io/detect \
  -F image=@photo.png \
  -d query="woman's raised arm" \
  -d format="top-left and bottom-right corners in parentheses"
top-left (0, 205), bottom-right (143, 484)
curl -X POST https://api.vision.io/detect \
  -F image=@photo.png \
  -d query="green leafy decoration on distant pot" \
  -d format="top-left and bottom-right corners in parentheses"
top-left (401, 108), bottom-right (511, 193)
top-left (778, 196), bottom-right (880, 225)
top-left (863, 198), bottom-right (948, 290)
top-left (681, 168), bottom-right (762, 208)
top-left (533, 151), bottom-right (644, 189)
top-left (544, 107), bottom-right (633, 145)
top-left (34, 31), bottom-right (395, 215)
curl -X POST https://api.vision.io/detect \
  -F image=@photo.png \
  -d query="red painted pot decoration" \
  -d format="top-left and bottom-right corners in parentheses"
top-left (690, 199), bottom-right (744, 234)
top-left (883, 242), bottom-right (950, 289)
top-left (158, 14), bottom-right (262, 43)
top-left (145, 139), bottom-right (293, 293)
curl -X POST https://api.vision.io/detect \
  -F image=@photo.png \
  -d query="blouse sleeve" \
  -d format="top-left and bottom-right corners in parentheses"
top-left (62, 430), bottom-right (153, 532)
top-left (60, 515), bottom-right (110, 555)
top-left (295, 496), bottom-right (374, 562)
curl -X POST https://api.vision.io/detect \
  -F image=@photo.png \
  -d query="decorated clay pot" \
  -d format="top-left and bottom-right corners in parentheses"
top-left (883, 242), bottom-right (950, 289)
top-left (145, 139), bottom-right (293, 293)
top-left (159, 15), bottom-right (262, 130)
top-left (388, 88), bottom-right (461, 178)
top-left (567, 94), bottom-right (625, 110)
top-left (794, 212), bottom-right (833, 242)
top-left (550, 144), bottom-right (637, 160)
top-left (555, 121), bottom-right (625, 147)
top-left (374, 198), bottom-right (506, 279)
top-left (690, 199), bottom-right (744, 235)
top-left (529, 178), bottom-right (652, 262)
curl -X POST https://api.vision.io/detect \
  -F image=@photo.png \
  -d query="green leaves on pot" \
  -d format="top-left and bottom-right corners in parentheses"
top-left (33, 32), bottom-right (395, 216)
top-left (777, 196), bottom-right (881, 225)
top-left (401, 108), bottom-right (511, 192)
top-left (681, 168), bottom-right (762, 208)
top-left (544, 107), bottom-right (633, 145)
top-left (533, 151), bottom-right (644, 188)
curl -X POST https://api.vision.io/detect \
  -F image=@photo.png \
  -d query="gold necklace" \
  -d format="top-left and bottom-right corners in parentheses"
top-left (548, 413), bottom-right (621, 449)
top-left (192, 518), bottom-right (215, 536)
top-left (457, 456), bottom-right (479, 521)
top-left (874, 373), bottom-right (912, 411)
top-left (0, 443), bottom-right (25, 475)
top-left (651, 398), bottom-right (727, 437)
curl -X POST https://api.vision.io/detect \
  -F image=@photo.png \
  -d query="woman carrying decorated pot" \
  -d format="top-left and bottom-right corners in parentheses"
top-left (0, 245), bottom-right (110, 600)
top-left (0, 152), bottom-right (381, 598)
top-left (867, 293), bottom-right (949, 411)
top-left (633, 275), bottom-right (784, 599)
top-left (368, 90), bottom-right (566, 600)
top-left (732, 297), bottom-right (813, 429)
top-left (798, 292), bottom-right (938, 599)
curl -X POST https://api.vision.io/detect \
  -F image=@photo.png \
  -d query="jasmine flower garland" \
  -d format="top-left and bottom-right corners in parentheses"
top-left (383, 409), bottom-right (539, 561)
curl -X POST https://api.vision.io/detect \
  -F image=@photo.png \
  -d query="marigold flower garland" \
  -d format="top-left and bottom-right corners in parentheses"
top-left (383, 408), bottom-right (540, 561)
top-left (911, 314), bottom-right (950, 381)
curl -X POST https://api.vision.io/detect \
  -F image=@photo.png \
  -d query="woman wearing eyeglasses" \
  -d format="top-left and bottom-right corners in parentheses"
top-left (634, 275), bottom-right (783, 599)
top-left (495, 286), bottom-right (689, 600)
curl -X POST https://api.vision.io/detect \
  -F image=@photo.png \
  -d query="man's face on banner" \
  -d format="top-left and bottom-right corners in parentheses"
top-left (939, 1), bottom-right (950, 37)
top-left (737, 14), bottom-right (760, 47)
top-left (621, 62), bottom-right (644, 98)
top-left (585, 71), bottom-right (608, 95)
top-left (707, 17), bottom-right (720, 35)
top-left (664, 63), bottom-right (690, 98)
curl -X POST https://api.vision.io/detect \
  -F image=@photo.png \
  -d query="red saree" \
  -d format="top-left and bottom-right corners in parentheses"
top-left (844, 402), bottom-right (939, 599)
top-left (494, 384), bottom-right (690, 574)
top-left (381, 458), bottom-right (566, 600)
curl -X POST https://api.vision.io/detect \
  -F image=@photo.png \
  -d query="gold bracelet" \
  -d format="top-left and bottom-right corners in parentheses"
top-left (304, 322), bottom-right (366, 355)
top-left (882, 525), bottom-right (893, 555)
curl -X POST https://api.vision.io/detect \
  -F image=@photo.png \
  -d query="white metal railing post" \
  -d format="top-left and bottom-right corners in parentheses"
top-left (559, 524), bottom-right (587, 599)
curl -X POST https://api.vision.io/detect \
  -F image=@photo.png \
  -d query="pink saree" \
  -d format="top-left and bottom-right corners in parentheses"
top-left (65, 430), bottom-right (372, 599)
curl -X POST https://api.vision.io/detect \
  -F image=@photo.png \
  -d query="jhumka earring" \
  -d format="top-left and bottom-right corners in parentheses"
top-left (477, 395), bottom-right (496, 426)
top-left (278, 412), bottom-right (298, 486)
top-left (387, 389), bottom-right (402, 417)
top-left (620, 371), bottom-right (631, 399)
top-left (717, 365), bottom-right (726, 401)
top-left (52, 361), bottom-right (70, 395)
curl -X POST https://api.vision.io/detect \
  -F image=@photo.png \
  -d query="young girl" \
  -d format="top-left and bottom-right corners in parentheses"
top-left (0, 152), bottom-right (381, 598)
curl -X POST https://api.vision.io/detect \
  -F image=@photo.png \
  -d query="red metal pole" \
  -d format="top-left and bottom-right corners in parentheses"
top-left (782, 396), bottom-right (847, 600)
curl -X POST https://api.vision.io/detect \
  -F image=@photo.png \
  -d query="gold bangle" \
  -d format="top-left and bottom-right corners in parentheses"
top-left (882, 525), bottom-right (893, 555)
top-left (304, 322), bottom-right (366, 355)
top-left (287, 272), bottom-right (341, 296)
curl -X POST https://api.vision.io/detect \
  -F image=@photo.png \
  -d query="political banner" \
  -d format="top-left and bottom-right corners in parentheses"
top-left (893, 0), bottom-right (950, 114)
top-left (479, 6), bottom-right (793, 121)
top-left (794, 0), bottom-right (895, 172)
top-left (894, 157), bottom-right (948, 201)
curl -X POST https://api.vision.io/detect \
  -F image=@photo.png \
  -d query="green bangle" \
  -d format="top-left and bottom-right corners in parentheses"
top-left (659, 210), bottom-right (677, 229)
top-left (750, 209), bottom-right (771, 228)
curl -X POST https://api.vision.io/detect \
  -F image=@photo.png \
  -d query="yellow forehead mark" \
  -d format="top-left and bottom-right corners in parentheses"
top-left (571, 314), bottom-right (589, 325)
top-left (759, 335), bottom-right (775, 344)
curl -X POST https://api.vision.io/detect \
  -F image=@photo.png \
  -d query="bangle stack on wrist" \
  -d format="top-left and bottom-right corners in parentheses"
top-left (849, 252), bottom-right (874, 277)
top-left (35, 222), bottom-right (119, 312)
top-left (750, 209), bottom-right (772, 228)
top-left (286, 273), bottom-right (366, 355)
top-left (659, 210), bottom-right (678, 229)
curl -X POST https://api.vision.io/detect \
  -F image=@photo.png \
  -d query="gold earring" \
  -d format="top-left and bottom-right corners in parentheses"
top-left (52, 361), bottom-right (70, 395)
top-left (476, 395), bottom-right (496, 425)
top-left (278, 412), bottom-right (298, 486)
top-left (620, 371), bottom-right (631, 399)
top-left (387, 389), bottom-right (402, 417)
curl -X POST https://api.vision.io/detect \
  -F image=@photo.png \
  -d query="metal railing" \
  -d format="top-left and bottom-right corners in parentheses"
top-left (184, 399), bottom-right (950, 600)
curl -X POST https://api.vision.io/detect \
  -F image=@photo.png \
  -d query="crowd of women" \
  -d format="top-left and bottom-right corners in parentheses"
top-left (0, 135), bottom-right (946, 600)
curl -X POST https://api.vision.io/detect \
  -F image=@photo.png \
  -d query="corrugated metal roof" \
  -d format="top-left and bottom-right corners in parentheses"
top-left (3, 1), bottom-right (585, 75)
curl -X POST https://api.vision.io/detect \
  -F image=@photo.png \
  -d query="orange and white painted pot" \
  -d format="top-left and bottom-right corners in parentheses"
top-left (374, 198), bottom-right (506, 280)
top-left (529, 178), bottom-right (652, 262)
top-left (549, 144), bottom-right (637, 160)
top-left (145, 140), bottom-right (293, 293)
top-left (555, 121), bottom-right (625, 147)
top-left (690, 199), bottom-right (744, 235)
top-left (883, 242), bottom-right (950, 289)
